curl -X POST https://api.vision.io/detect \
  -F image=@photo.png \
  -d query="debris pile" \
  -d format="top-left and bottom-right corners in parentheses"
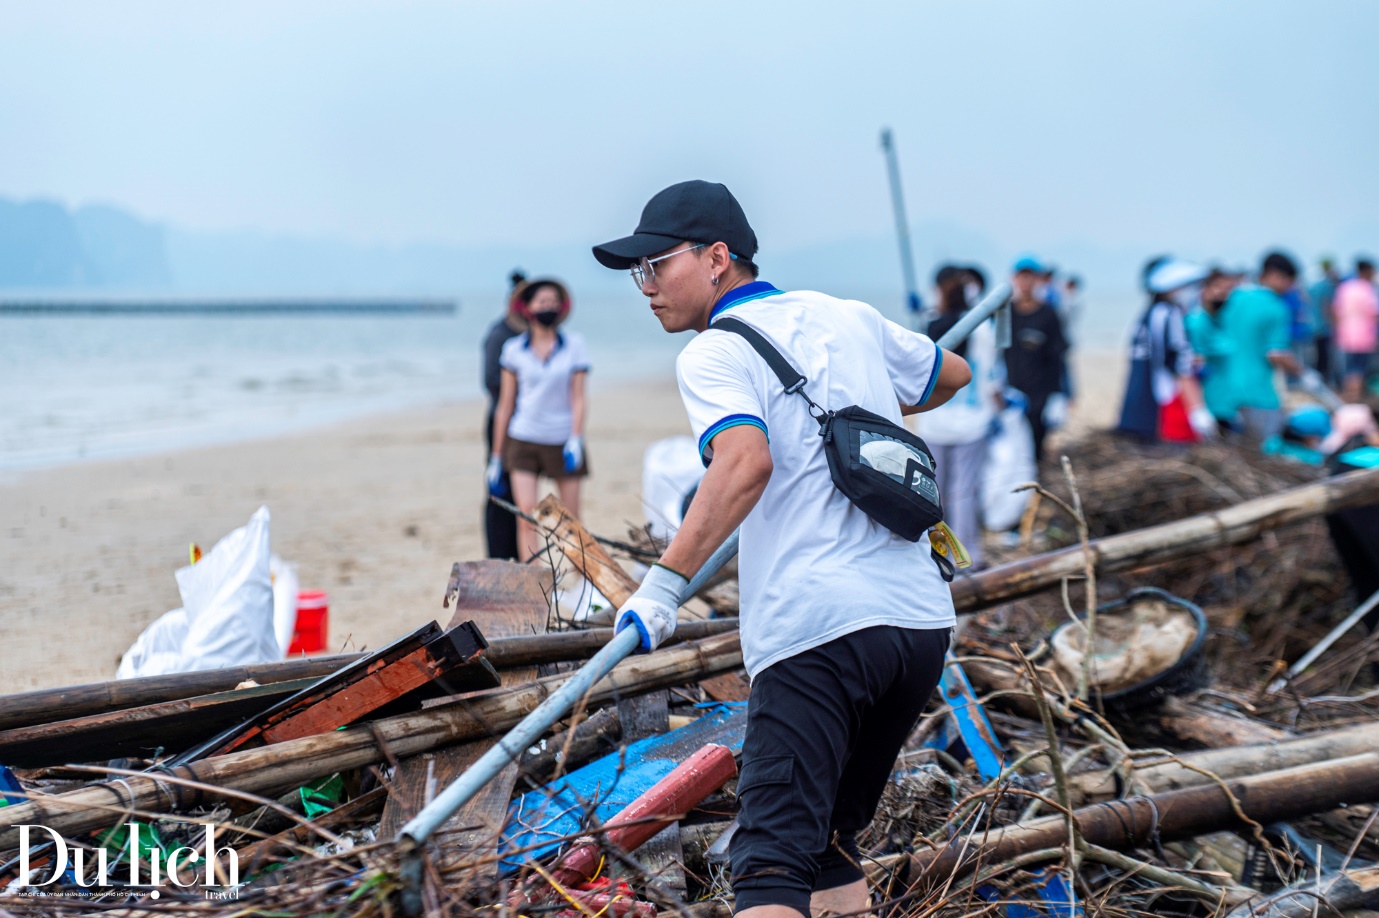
top-left (1, 458), bottom-right (1378, 918)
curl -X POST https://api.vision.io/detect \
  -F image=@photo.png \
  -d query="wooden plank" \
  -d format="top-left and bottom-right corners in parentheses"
top-left (617, 690), bottom-right (687, 897)
top-left (175, 621), bottom-right (494, 764)
top-left (0, 677), bottom-right (319, 768)
top-left (381, 561), bottom-right (552, 871)
top-left (532, 495), bottom-right (639, 610)
top-left (700, 671), bottom-right (751, 703)
top-left (519, 706), bottom-right (622, 785)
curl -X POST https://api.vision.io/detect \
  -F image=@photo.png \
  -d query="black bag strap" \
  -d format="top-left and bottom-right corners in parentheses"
top-left (711, 317), bottom-right (807, 394)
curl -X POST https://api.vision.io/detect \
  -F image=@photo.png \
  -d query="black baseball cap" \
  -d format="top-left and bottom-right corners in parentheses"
top-left (592, 180), bottom-right (758, 270)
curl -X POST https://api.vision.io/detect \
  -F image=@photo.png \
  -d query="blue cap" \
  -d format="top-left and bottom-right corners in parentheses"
top-left (1012, 254), bottom-right (1044, 274)
top-left (1287, 405), bottom-right (1331, 440)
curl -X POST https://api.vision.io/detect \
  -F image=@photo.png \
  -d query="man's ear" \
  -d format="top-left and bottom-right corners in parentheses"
top-left (709, 241), bottom-right (734, 275)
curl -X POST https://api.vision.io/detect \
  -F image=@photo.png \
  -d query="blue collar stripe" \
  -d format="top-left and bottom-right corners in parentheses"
top-left (522, 331), bottom-right (565, 352)
top-left (709, 282), bottom-right (783, 323)
top-left (698, 413), bottom-right (768, 467)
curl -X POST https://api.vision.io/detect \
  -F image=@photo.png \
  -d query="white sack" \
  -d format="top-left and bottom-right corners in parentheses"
top-left (270, 554), bottom-right (299, 655)
top-left (641, 436), bottom-right (706, 541)
top-left (982, 405), bottom-right (1037, 531)
top-left (176, 505), bottom-right (281, 672)
top-left (117, 506), bottom-right (283, 678)
top-left (115, 607), bottom-right (189, 679)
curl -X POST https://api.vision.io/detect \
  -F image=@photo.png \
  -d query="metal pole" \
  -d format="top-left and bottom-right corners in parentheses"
top-left (880, 128), bottom-right (922, 318)
top-left (1270, 587), bottom-right (1379, 692)
top-left (934, 283), bottom-right (1013, 350)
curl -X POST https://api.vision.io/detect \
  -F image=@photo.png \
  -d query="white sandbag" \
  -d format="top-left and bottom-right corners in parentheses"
top-left (641, 436), bottom-right (706, 540)
top-left (270, 555), bottom-right (299, 655)
top-left (982, 404), bottom-right (1036, 531)
top-left (175, 505), bottom-right (282, 672)
top-left (115, 607), bottom-right (189, 679)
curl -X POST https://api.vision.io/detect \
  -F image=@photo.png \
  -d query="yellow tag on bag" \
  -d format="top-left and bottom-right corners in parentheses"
top-left (927, 522), bottom-right (972, 569)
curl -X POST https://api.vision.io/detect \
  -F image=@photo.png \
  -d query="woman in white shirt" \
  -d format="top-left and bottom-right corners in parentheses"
top-left (489, 279), bottom-right (591, 558)
top-left (917, 265), bottom-right (1003, 568)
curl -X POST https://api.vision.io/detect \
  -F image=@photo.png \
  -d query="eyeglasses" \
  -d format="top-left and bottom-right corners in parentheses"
top-left (630, 243), bottom-right (705, 290)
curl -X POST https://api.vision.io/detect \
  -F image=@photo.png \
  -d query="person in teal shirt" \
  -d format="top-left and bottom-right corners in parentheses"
top-left (1184, 268), bottom-right (1239, 425)
top-left (1217, 252), bottom-right (1303, 440)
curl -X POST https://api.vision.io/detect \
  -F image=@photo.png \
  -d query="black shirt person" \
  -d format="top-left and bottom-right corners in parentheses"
top-left (1004, 256), bottom-right (1069, 463)
top-left (480, 270), bottom-right (526, 559)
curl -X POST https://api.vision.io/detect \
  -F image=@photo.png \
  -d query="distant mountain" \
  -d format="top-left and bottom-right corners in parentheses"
top-left (0, 197), bottom-right (170, 289)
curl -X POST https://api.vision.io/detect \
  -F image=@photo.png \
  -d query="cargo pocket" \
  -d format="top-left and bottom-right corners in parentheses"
top-left (736, 755), bottom-right (804, 835)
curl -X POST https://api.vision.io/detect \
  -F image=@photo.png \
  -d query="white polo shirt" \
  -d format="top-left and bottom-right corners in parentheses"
top-left (675, 282), bottom-right (957, 679)
top-left (500, 331), bottom-right (591, 445)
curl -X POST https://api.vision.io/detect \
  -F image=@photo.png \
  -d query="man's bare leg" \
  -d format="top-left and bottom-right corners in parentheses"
top-left (736, 906), bottom-right (810, 918)
top-left (809, 879), bottom-right (869, 917)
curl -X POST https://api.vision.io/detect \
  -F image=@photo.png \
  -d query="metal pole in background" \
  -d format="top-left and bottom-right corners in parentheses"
top-left (880, 128), bottom-right (923, 320)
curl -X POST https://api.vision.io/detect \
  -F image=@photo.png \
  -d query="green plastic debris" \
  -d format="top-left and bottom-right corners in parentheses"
top-left (96, 821), bottom-right (169, 868)
top-left (299, 773), bottom-right (346, 819)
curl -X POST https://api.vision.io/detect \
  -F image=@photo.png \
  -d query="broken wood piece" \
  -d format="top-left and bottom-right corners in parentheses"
top-left (700, 671), bottom-right (751, 703)
top-left (507, 743), bottom-right (737, 912)
top-left (1222, 865), bottom-right (1379, 918)
top-left (909, 752), bottom-right (1379, 887)
top-left (519, 705), bottom-right (623, 785)
top-left (1157, 696), bottom-right (1294, 748)
top-left (533, 494), bottom-right (641, 609)
top-left (0, 676), bottom-right (320, 768)
top-left (0, 631), bottom-right (744, 850)
top-left (176, 620), bottom-right (495, 763)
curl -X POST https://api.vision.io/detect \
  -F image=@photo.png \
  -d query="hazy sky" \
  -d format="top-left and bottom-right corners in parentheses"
top-left (4, 1), bottom-right (1377, 263)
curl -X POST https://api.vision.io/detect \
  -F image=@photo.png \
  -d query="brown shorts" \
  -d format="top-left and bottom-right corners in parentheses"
top-left (503, 437), bottom-right (589, 479)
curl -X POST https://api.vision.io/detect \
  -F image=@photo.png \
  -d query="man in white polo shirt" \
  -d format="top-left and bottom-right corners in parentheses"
top-left (593, 181), bottom-right (971, 918)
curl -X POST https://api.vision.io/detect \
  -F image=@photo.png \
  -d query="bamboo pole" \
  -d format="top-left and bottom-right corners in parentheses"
top-left (911, 753), bottom-right (1379, 885)
top-left (0, 621), bottom-right (737, 735)
top-left (950, 465), bottom-right (1379, 612)
top-left (0, 632), bottom-right (742, 850)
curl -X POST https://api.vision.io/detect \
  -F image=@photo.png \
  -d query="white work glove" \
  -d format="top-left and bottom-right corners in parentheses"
top-left (1042, 393), bottom-right (1069, 430)
top-left (486, 454), bottom-right (506, 496)
top-left (614, 563), bottom-right (687, 654)
top-left (1188, 405), bottom-right (1218, 440)
top-left (562, 435), bottom-right (584, 474)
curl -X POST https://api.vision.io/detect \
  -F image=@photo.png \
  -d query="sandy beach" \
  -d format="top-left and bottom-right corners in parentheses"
top-left (0, 350), bottom-right (1124, 693)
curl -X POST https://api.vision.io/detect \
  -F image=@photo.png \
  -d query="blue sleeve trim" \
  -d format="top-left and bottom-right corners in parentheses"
top-left (697, 413), bottom-right (768, 466)
top-left (917, 341), bottom-right (944, 407)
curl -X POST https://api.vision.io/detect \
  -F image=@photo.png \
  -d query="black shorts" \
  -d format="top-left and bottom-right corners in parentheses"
top-left (729, 625), bottom-right (950, 916)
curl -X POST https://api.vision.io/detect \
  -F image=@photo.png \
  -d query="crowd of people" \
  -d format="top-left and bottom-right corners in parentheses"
top-left (1115, 251), bottom-right (1378, 447)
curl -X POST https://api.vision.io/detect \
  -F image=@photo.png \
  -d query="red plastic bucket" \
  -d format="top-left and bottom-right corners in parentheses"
top-left (290, 590), bottom-right (329, 655)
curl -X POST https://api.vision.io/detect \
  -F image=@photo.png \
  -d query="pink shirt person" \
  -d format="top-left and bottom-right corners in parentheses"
top-left (1334, 277), bottom-right (1378, 354)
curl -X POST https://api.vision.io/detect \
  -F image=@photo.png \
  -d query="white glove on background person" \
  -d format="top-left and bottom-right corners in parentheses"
top-left (563, 435), bottom-right (584, 474)
top-left (614, 563), bottom-right (687, 654)
top-left (1042, 393), bottom-right (1069, 430)
top-left (1188, 405), bottom-right (1218, 440)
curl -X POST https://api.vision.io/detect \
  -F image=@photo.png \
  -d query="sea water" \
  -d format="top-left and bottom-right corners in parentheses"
top-left (0, 289), bottom-right (1135, 474)
top-left (0, 295), bottom-right (684, 472)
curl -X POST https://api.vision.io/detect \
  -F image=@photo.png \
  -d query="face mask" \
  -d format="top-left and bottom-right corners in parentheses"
top-left (531, 310), bottom-right (560, 327)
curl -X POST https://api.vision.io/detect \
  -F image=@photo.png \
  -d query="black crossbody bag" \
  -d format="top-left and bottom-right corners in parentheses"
top-left (713, 317), bottom-right (956, 580)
